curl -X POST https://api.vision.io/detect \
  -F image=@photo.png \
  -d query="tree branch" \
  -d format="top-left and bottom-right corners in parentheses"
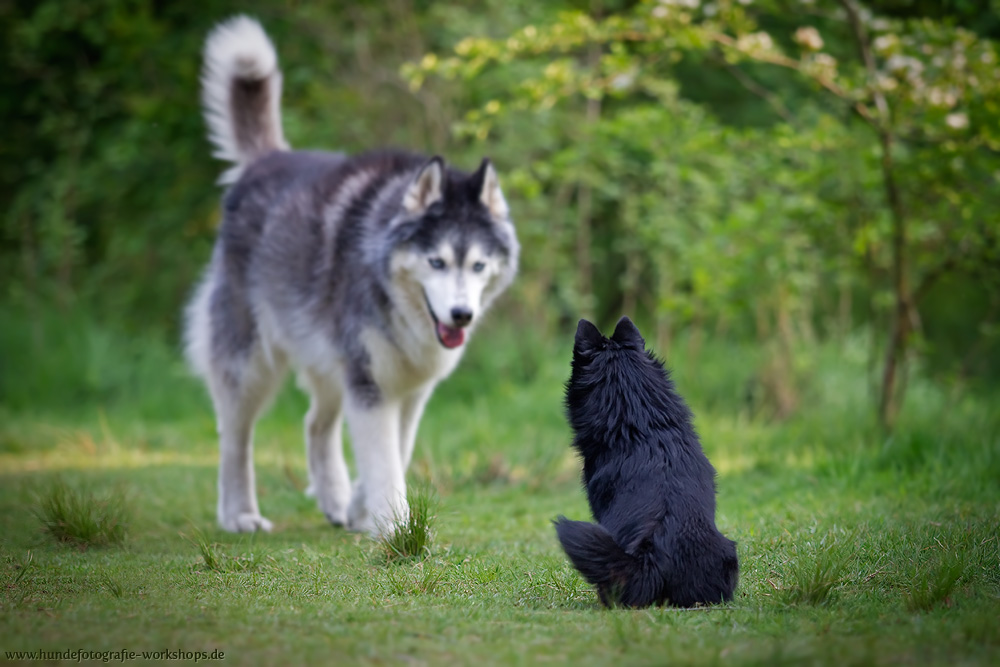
top-left (837, 0), bottom-right (890, 124)
top-left (718, 58), bottom-right (799, 126)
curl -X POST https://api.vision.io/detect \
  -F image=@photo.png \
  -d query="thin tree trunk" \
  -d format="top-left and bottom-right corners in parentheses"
top-left (840, 0), bottom-right (913, 429)
top-left (876, 130), bottom-right (913, 429)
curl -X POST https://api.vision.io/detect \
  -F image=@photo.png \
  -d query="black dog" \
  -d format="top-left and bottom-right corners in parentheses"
top-left (554, 317), bottom-right (739, 608)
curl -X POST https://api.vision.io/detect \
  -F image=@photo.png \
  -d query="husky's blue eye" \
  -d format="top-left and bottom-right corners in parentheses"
top-left (471, 261), bottom-right (486, 273)
top-left (429, 258), bottom-right (446, 270)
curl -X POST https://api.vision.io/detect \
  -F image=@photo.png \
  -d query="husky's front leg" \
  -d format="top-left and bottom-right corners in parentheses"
top-left (399, 385), bottom-right (435, 471)
top-left (344, 396), bottom-right (408, 537)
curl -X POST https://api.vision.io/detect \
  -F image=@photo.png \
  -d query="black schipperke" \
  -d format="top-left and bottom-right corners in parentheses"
top-left (554, 317), bottom-right (739, 608)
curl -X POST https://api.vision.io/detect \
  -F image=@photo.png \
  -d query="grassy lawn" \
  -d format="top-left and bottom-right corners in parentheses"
top-left (1, 325), bottom-right (998, 665)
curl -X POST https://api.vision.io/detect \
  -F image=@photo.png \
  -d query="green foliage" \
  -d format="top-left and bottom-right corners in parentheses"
top-left (34, 482), bottom-right (128, 549)
top-left (406, 0), bottom-right (1000, 404)
top-left (2, 0), bottom-right (998, 425)
top-left (0, 304), bottom-right (203, 420)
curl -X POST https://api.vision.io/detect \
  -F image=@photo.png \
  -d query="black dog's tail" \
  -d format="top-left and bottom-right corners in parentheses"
top-left (554, 517), bottom-right (658, 608)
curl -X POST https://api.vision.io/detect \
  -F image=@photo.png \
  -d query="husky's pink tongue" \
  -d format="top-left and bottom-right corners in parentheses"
top-left (437, 322), bottom-right (465, 349)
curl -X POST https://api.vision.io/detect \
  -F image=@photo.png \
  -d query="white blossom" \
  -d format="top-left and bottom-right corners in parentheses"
top-left (885, 54), bottom-right (924, 80)
top-left (794, 27), bottom-right (824, 51)
top-left (927, 87), bottom-right (958, 108)
top-left (808, 53), bottom-right (838, 79)
top-left (736, 31), bottom-right (775, 54)
top-left (873, 34), bottom-right (899, 54)
top-left (945, 112), bottom-right (969, 130)
top-left (610, 71), bottom-right (636, 91)
top-left (876, 74), bottom-right (899, 91)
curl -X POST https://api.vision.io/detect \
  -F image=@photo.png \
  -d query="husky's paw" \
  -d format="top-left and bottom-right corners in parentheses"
top-left (321, 501), bottom-right (348, 528)
top-left (348, 512), bottom-right (402, 539)
top-left (346, 481), bottom-right (407, 537)
top-left (316, 486), bottom-right (350, 528)
top-left (220, 513), bottom-right (273, 533)
top-left (347, 513), bottom-right (375, 536)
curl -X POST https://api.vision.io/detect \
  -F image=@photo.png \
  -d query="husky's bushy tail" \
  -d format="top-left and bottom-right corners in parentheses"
top-left (201, 15), bottom-right (289, 183)
top-left (554, 517), bottom-right (658, 607)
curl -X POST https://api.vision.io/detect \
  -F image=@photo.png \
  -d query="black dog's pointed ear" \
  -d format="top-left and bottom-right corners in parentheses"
top-left (610, 316), bottom-right (645, 348)
top-left (574, 319), bottom-right (604, 353)
top-left (402, 156), bottom-right (445, 215)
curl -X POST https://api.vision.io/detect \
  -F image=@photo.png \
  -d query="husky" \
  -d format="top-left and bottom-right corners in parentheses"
top-left (184, 16), bottom-right (519, 536)
top-left (555, 317), bottom-right (738, 607)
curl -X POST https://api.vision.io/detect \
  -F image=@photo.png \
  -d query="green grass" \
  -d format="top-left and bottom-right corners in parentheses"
top-left (33, 481), bottom-right (129, 549)
top-left (1, 316), bottom-right (999, 665)
top-left (779, 528), bottom-right (855, 606)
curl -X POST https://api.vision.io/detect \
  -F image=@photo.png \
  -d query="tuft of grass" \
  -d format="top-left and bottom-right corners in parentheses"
top-left (100, 572), bottom-right (125, 599)
top-left (184, 528), bottom-right (269, 573)
top-left (8, 550), bottom-right (36, 606)
top-left (379, 484), bottom-right (439, 562)
top-left (781, 532), bottom-right (854, 606)
top-left (189, 529), bottom-right (225, 572)
top-left (34, 482), bottom-right (128, 549)
top-left (379, 561), bottom-right (449, 596)
top-left (905, 554), bottom-right (966, 612)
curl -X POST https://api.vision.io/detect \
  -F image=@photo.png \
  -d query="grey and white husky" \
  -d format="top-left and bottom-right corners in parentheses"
top-left (184, 16), bottom-right (519, 536)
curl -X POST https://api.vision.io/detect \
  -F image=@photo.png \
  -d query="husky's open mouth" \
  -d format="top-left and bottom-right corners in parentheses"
top-left (423, 292), bottom-right (465, 349)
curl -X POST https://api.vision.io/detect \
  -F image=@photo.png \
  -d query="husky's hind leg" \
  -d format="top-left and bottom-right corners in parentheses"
top-left (301, 369), bottom-right (351, 526)
top-left (208, 350), bottom-right (286, 533)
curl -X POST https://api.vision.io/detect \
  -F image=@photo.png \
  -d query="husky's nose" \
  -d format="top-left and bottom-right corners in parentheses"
top-left (450, 306), bottom-right (473, 328)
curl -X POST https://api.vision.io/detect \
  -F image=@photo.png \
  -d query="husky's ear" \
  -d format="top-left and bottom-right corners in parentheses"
top-left (610, 316), bottom-right (645, 348)
top-left (574, 319), bottom-right (605, 354)
top-left (403, 157), bottom-right (445, 215)
top-left (472, 158), bottom-right (509, 221)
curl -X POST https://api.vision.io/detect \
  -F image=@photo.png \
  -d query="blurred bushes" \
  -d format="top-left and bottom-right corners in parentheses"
top-left (1, 0), bottom-right (998, 419)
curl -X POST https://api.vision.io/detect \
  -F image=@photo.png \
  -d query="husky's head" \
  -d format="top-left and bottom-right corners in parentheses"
top-left (388, 156), bottom-right (519, 350)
